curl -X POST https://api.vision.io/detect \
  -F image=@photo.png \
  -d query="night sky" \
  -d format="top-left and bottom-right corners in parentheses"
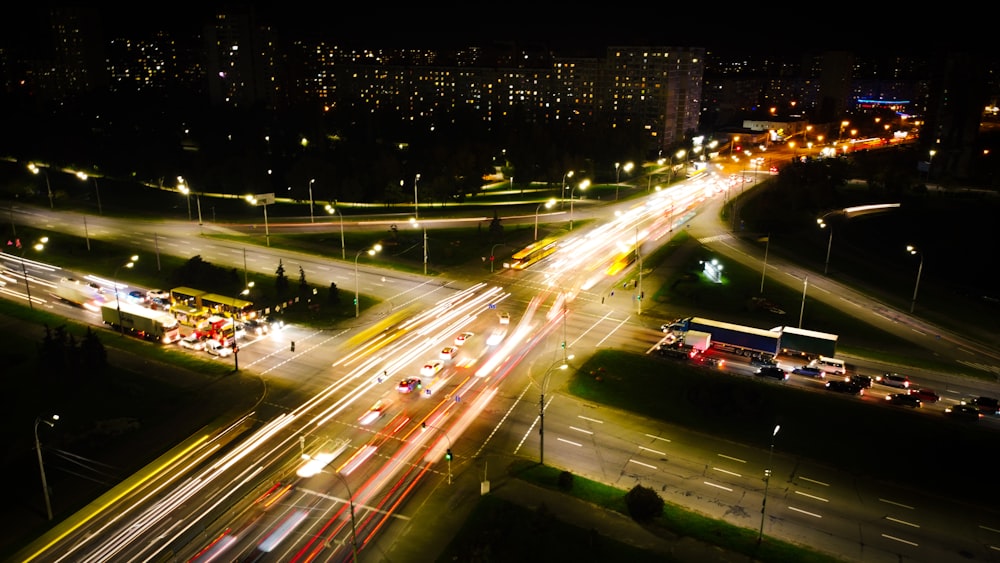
top-left (2, 4), bottom-right (978, 55)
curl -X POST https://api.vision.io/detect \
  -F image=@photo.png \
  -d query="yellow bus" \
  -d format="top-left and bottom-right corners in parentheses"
top-left (509, 237), bottom-right (560, 270)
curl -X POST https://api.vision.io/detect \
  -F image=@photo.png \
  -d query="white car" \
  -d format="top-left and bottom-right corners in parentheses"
top-left (178, 334), bottom-right (206, 351)
top-left (440, 346), bottom-right (458, 360)
top-left (487, 328), bottom-right (507, 346)
top-left (420, 360), bottom-right (444, 377)
top-left (454, 332), bottom-right (474, 347)
top-left (499, 312), bottom-right (510, 324)
top-left (205, 339), bottom-right (233, 358)
top-left (146, 289), bottom-right (170, 302)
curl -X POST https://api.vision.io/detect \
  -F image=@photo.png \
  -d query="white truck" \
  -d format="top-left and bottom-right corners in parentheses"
top-left (101, 301), bottom-right (181, 344)
top-left (54, 277), bottom-right (107, 311)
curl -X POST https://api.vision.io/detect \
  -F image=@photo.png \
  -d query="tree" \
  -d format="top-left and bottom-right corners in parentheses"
top-left (328, 282), bottom-right (340, 305)
top-left (79, 327), bottom-right (107, 375)
top-left (298, 265), bottom-right (309, 297)
top-left (488, 210), bottom-right (503, 241)
top-left (624, 484), bottom-right (664, 522)
top-left (275, 259), bottom-right (289, 296)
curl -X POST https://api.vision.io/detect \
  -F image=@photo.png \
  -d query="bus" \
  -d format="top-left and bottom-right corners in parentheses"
top-left (605, 248), bottom-right (637, 276)
top-left (509, 237), bottom-right (560, 270)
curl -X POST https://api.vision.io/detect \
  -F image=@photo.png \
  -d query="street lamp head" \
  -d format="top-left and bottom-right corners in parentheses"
top-left (772, 424), bottom-right (781, 436)
top-left (76, 171), bottom-right (88, 181)
top-left (545, 198), bottom-right (556, 209)
top-left (245, 195), bottom-right (256, 205)
top-left (906, 245), bottom-right (918, 255)
top-left (579, 179), bottom-right (590, 191)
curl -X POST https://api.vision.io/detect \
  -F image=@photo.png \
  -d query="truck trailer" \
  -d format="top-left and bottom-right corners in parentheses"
top-left (101, 301), bottom-right (181, 344)
top-left (53, 277), bottom-right (107, 311)
top-left (773, 326), bottom-right (838, 359)
top-left (670, 317), bottom-right (781, 359)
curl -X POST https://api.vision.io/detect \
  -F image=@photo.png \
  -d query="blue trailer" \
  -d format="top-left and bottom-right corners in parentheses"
top-left (670, 317), bottom-right (781, 359)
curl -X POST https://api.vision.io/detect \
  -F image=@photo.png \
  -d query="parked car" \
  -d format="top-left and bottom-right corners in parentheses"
top-left (755, 366), bottom-right (788, 380)
top-left (945, 404), bottom-right (983, 421)
top-left (825, 380), bottom-right (864, 395)
top-left (204, 339), bottom-right (232, 358)
top-left (850, 374), bottom-right (874, 389)
top-left (454, 332), bottom-right (474, 346)
top-left (909, 388), bottom-right (940, 403)
top-left (178, 333), bottom-right (207, 351)
top-left (397, 377), bottom-right (422, 394)
top-left (885, 393), bottom-right (921, 408)
top-left (877, 373), bottom-right (911, 389)
top-left (968, 396), bottom-right (1000, 415)
top-left (420, 360), bottom-right (444, 377)
top-left (792, 365), bottom-right (825, 378)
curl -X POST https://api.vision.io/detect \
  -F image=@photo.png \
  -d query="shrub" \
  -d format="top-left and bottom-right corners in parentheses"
top-left (557, 470), bottom-right (574, 491)
top-left (625, 484), bottom-right (664, 522)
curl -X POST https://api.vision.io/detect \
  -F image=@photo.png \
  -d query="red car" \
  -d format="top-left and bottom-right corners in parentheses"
top-left (909, 388), bottom-right (939, 403)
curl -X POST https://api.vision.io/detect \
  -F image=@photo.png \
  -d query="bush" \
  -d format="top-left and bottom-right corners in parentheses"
top-left (557, 470), bottom-right (574, 491)
top-left (625, 484), bottom-right (664, 522)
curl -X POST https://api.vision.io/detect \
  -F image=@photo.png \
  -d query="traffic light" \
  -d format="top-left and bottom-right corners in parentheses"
top-left (561, 341), bottom-right (566, 349)
top-left (353, 298), bottom-right (358, 305)
top-left (445, 449), bottom-right (453, 461)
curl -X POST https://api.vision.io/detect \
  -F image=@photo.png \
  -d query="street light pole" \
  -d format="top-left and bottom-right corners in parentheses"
top-left (538, 361), bottom-right (568, 465)
top-left (326, 205), bottom-right (346, 260)
top-left (759, 424), bottom-right (781, 543)
top-left (414, 173), bottom-right (420, 220)
top-left (534, 198), bottom-right (555, 241)
top-left (19, 237), bottom-right (48, 311)
top-left (334, 472), bottom-right (358, 560)
top-left (114, 255), bottom-right (139, 336)
top-left (29, 164), bottom-right (54, 209)
top-left (308, 178), bottom-right (315, 223)
top-left (354, 245), bottom-right (382, 317)
top-left (178, 177), bottom-right (192, 221)
top-left (636, 226), bottom-right (643, 315)
top-left (421, 422), bottom-right (453, 484)
top-left (907, 245), bottom-right (924, 313)
top-left (561, 170), bottom-right (573, 209)
top-left (569, 179), bottom-right (589, 231)
top-left (232, 284), bottom-right (252, 371)
top-left (410, 218), bottom-right (428, 275)
top-left (35, 414), bottom-right (59, 521)
top-left (490, 243), bottom-right (505, 273)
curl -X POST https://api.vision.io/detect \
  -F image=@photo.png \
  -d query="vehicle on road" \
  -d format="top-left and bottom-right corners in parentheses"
top-left (204, 339), bottom-right (233, 357)
top-left (825, 380), bottom-right (864, 395)
top-left (178, 334), bottom-right (207, 351)
top-left (877, 373), bottom-right (911, 389)
top-left (885, 393), bottom-right (921, 408)
top-left (750, 356), bottom-right (778, 368)
top-left (454, 332), bottom-right (474, 346)
top-left (499, 312), bottom-right (510, 324)
top-left (968, 396), bottom-right (999, 415)
top-left (755, 366), bottom-right (788, 380)
top-left (792, 365), bottom-right (825, 378)
top-left (101, 301), bottom-right (181, 344)
top-left (420, 360), bottom-right (444, 377)
top-left (487, 328), bottom-right (507, 346)
top-left (397, 378), bottom-right (422, 394)
top-left (439, 346), bottom-right (458, 360)
top-left (692, 354), bottom-right (724, 368)
top-left (657, 344), bottom-right (694, 360)
top-left (909, 388), bottom-right (940, 403)
top-left (146, 289), bottom-right (170, 302)
top-left (945, 404), bottom-right (983, 421)
top-left (807, 355), bottom-right (847, 376)
top-left (359, 401), bottom-right (387, 425)
top-left (850, 374), bottom-right (874, 388)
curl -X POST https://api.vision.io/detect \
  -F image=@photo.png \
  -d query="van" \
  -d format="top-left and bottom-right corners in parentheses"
top-left (808, 356), bottom-right (846, 376)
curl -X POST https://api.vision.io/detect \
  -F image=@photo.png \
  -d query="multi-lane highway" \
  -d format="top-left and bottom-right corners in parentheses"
top-left (6, 159), bottom-right (1000, 562)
